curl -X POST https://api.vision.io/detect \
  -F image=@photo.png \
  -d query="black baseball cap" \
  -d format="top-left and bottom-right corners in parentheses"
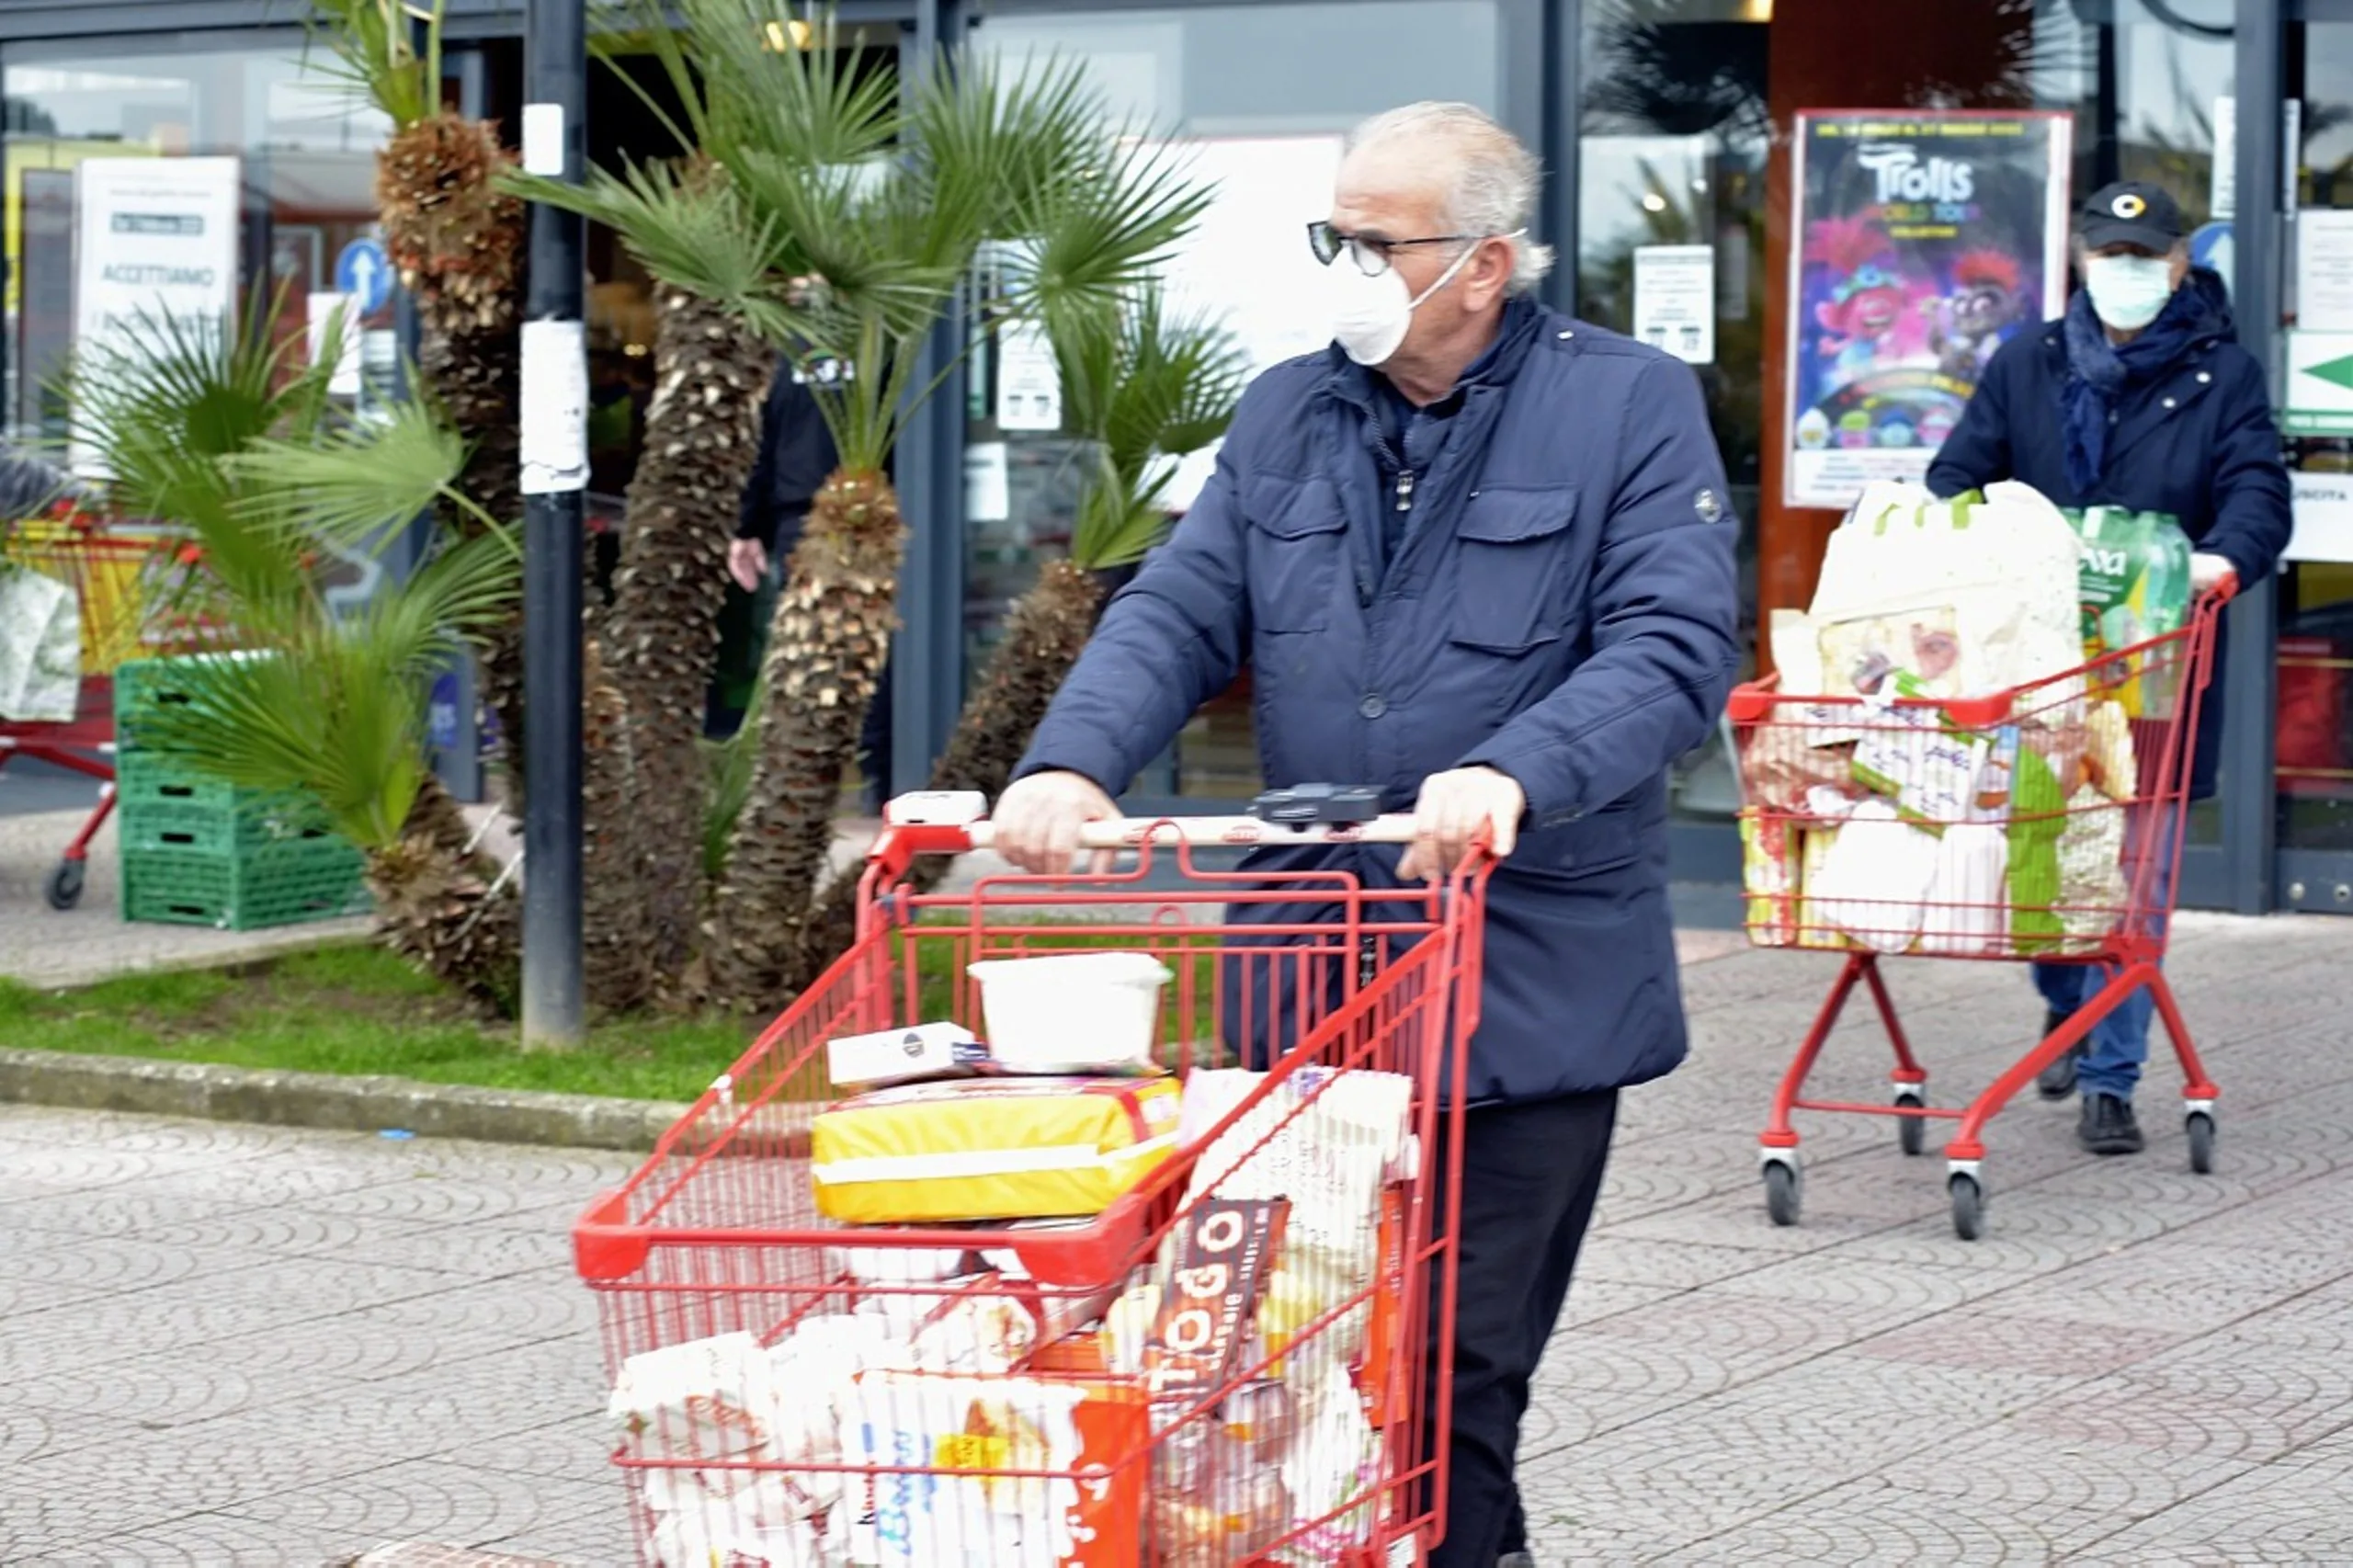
top-left (2077, 181), bottom-right (2188, 252)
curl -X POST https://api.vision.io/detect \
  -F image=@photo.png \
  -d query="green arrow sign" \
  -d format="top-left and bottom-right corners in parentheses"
top-left (2305, 353), bottom-right (2353, 392)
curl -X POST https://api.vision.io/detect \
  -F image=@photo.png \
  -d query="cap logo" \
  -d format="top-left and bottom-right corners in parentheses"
top-left (2112, 193), bottom-right (2147, 220)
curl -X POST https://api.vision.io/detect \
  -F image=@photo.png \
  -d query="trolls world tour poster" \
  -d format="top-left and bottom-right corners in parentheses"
top-left (1784, 109), bottom-right (2073, 509)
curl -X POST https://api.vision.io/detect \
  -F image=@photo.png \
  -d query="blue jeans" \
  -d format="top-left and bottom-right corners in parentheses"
top-left (2030, 807), bottom-right (2177, 1102)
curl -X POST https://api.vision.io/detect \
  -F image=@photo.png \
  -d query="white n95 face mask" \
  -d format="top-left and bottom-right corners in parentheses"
top-left (2081, 254), bottom-right (2176, 332)
top-left (1325, 238), bottom-right (1484, 367)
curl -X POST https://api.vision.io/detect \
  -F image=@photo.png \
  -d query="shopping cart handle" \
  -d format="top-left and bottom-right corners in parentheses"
top-left (879, 790), bottom-right (1427, 851)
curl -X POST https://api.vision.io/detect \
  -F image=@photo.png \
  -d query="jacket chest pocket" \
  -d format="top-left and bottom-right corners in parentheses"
top-left (1245, 476), bottom-right (1350, 634)
top-left (1450, 485), bottom-right (1578, 654)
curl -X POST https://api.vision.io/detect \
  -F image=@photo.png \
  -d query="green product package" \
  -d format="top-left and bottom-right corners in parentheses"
top-left (2005, 738), bottom-right (2066, 954)
top-left (2064, 506), bottom-right (2192, 718)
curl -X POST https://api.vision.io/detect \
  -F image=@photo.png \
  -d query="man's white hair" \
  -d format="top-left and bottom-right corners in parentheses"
top-left (1344, 101), bottom-right (1555, 296)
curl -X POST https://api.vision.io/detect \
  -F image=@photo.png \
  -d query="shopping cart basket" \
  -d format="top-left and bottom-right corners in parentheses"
top-left (1730, 587), bottom-right (2230, 1241)
top-left (0, 516), bottom-right (182, 909)
top-left (573, 793), bottom-right (1493, 1567)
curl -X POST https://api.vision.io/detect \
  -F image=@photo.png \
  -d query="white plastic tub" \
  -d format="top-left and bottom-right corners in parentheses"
top-left (965, 950), bottom-right (1174, 1074)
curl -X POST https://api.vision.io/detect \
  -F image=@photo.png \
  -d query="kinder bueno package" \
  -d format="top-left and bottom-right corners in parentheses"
top-left (811, 1075), bottom-right (1181, 1224)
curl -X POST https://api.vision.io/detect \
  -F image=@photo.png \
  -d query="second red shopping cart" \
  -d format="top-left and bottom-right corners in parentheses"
top-left (1731, 588), bottom-right (2230, 1240)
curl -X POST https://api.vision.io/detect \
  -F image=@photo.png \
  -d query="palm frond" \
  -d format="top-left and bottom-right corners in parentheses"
top-left (700, 672), bottom-right (767, 881)
top-left (302, 0), bottom-right (445, 130)
top-left (1063, 292), bottom-right (1245, 572)
top-left (225, 397), bottom-right (482, 552)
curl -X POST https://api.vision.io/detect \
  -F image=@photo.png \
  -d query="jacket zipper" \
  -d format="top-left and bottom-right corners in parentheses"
top-left (1394, 471), bottom-right (1415, 512)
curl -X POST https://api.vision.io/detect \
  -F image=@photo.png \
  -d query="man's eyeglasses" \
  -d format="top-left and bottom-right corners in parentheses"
top-left (1307, 220), bottom-right (1483, 277)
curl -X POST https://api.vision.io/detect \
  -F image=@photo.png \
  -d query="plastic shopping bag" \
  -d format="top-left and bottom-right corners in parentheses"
top-left (0, 560), bottom-right (79, 722)
top-left (1805, 799), bottom-right (1940, 954)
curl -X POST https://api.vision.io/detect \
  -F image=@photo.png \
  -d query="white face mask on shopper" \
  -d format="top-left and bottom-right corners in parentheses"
top-left (2081, 254), bottom-right (2177, 332)
top-left (1324, 238), bottom-right (1490, 367)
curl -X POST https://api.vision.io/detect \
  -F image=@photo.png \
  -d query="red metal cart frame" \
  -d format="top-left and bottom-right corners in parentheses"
top-left (574, 802), bottom-right (1492, 1567)
top-left (1729, 587), bottom-right (2231, 1240)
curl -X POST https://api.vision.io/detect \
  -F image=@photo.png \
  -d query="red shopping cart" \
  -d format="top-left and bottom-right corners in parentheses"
top-left (1730, 588), bottom-right (2230, 1241)
top-left (0, 515), bottom-right (188, 909)
top-left (574, 798), bottom-right (1491, 1567)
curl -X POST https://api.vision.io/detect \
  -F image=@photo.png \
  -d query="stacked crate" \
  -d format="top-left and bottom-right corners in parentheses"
top-left (113, 658), bottom-right (372, 930)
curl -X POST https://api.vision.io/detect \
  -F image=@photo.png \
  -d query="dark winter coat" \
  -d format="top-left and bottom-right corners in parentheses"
top-left (1015, 301), bottom-right (1743, 1105)
top-left (1926, 268), bottom-right (2292, 797)
top-left (736, 353), bottom-right (844, 556)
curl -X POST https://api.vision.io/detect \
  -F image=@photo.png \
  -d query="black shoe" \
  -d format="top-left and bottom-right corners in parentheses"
top-left (2037, 1009), bottom-right (2086, 1100)
top-left (2078, 1093), bottom-right (2145, 1155)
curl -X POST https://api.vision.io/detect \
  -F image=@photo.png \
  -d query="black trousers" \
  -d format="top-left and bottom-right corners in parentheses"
top-left (1426, 1087), bottom-right (1620, 1568)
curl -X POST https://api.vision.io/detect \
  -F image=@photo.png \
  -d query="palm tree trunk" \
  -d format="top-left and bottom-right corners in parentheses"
top-left (369, 774), bottom-right (520, 1011)
top-left (703, 472), bottom-right (904, 1010)
top-left (596, 289), bottom-right (772, 984)
top-left (789, 559), bottom-right (1106, 989)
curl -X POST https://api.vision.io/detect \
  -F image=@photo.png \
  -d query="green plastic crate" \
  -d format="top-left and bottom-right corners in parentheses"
top-left (113, 653), bottom-right (270, 752)
top-left (113, 756), bottom-right (334, 855)
top-left (121, 839), bottom-right (371, 931)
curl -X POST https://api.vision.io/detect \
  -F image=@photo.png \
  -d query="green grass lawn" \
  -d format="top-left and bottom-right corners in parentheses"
top-left (0, 945), bottom-right (747, 1103)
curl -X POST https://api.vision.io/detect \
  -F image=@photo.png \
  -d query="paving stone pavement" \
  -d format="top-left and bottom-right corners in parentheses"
top-left (3, 913), bottom-right (2351, 1564)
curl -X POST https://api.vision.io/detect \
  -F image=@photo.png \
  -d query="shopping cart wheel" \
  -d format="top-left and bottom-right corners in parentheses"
top-left (43, 859), bottom-right (85, 911)
top-left (1763, 1160), bottom-right (1802, 1227)
top-left (1948, 1172), bottom-right (1985, 1241)
top-left (1895, 1091), bottom-right (1927, 1156)
top-left (2186, 1110), bottom-right (2216, 1176)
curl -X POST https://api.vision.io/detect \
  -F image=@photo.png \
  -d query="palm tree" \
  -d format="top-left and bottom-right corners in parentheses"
top-left (308, 0), bottom-right (532, 787)
top-left (499, 6), bottom-right (803, 1003)
top-left (682, 2), bottom-right (1211, 1009)
top-left (63, 296), bottom-right (524, 1006)
top-left (789, 291), bottom-right (1245, 985)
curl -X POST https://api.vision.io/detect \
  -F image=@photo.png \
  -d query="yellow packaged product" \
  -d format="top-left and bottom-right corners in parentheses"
top-left (811, 1075), bottom-right (1181, 1224)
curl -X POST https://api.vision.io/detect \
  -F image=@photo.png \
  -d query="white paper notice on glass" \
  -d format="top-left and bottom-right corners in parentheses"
top-left (519, 318), bottom-right (589, 495)
top-left (71, 156), bottom-right (243, 477)
top-left (1633, 244), bottom-right (1717, 365)
top-left (964, 442), bottom-right (1011, 523)
top-left (306, 291), bottom-right (363, 397)
top-left (2298, 210), bottom-right (2353, 331)
top-left (2289, 470), bottom-right (2353, 564)
top-left (995, 323), bottom-right (1063, 432)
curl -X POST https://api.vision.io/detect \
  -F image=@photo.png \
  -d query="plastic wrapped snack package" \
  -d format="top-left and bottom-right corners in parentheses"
top-left (2085, 700), bottom-right (2140, 803)
top-left (1850, 675), bottom-right (1990, 825)
top-left (1741, 814), bottom-right (1799, 947)
top-left (811, 1076), bottom-right (1181, 1225)
top-left (1805, 799), bottom-right (1940, 953)
top-left (610, 1332), bottom-right (790, 1484)
top-left (2056, 786), bottom-right (2131, 945)
top-left (647, 1496), bottom-right (827, 1568)
top-left (1916, 821), bottom-right (2010, 957)
top-left (1272, 1360), bottom-right (1383, 1565)
top-left (840, 1369), bottom-right (1144, 1568)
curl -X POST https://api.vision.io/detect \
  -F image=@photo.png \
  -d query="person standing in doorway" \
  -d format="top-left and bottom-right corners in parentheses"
top-left (991, 102), bottom-right (1740, 1567)
top-left (724, 347), bottom-right (896, 808)
top-left (1927, 179), bottom-right (2290, 1155)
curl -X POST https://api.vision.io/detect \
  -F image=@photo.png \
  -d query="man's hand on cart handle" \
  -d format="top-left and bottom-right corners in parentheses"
top-left (990, 770), bottom-right (1123, 875)
top-left (2191, 553), bottom-right (2237, 598)
top-left (1400, 766), bottom-right (1522, 885)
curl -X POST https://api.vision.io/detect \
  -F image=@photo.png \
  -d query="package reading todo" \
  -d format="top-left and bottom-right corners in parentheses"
top-left (1142, 1199), bottom-right (1290, 1405)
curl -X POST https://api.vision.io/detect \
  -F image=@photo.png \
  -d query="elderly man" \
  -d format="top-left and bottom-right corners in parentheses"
top-left (1927, 179), bottom-right (2290, 1157)
top-left (994, 102), bottom-right (1740, 1566)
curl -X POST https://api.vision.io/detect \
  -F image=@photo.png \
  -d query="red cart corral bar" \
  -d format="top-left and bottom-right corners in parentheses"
top-left (1729, 587), bottom-right (2232, 1240)
top-left (574, 801), bottom-right (1492, 1567)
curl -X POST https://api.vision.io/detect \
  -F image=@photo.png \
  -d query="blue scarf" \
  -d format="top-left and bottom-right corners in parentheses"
top-left (2060, 281), bottom-right (2209, 494)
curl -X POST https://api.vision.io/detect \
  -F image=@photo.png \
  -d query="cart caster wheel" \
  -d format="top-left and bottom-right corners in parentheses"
top-left (1949, 1172), bottom-right (1985, 1241)
top-left (1896, 1091), bottom-right (1927, 1156)
top-left (2186, 1111), bottom-right (2216, 1176)
top-left (43, 859), bottom-right (85, 911)
top-left (1763, 1161), bottom-right (1802, 1227)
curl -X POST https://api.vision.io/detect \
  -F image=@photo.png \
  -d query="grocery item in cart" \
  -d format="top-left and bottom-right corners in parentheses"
top-left (1741, 816), bottom-right (1799, 947)
top-left (827, 1022), bottom-right (989, 1092)
top-left (0, 561), bottom-right (78, 722)
top-left (967, 951), bottom-right (1174, 1074)
top-left (1803, 799), bottom-right (1939, 953)
top-left (2067, 506), bottom-right (2192, 718)
top-left (1141, 1198), bottom-right (1290, 1405)
top-left (811, 1075), bottom-right (1181, 1224)
top-left (1916, 822), bottom-right (2010, 957)
top-left (2085, 700), bottom-right (2140, 802)
top-left (841, 1367), bottom-right (1146, 1568)
top-left (2055, 785), bottom-right (2131, 943)
top-left (1804, 480), bottom-right (2083, 705)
